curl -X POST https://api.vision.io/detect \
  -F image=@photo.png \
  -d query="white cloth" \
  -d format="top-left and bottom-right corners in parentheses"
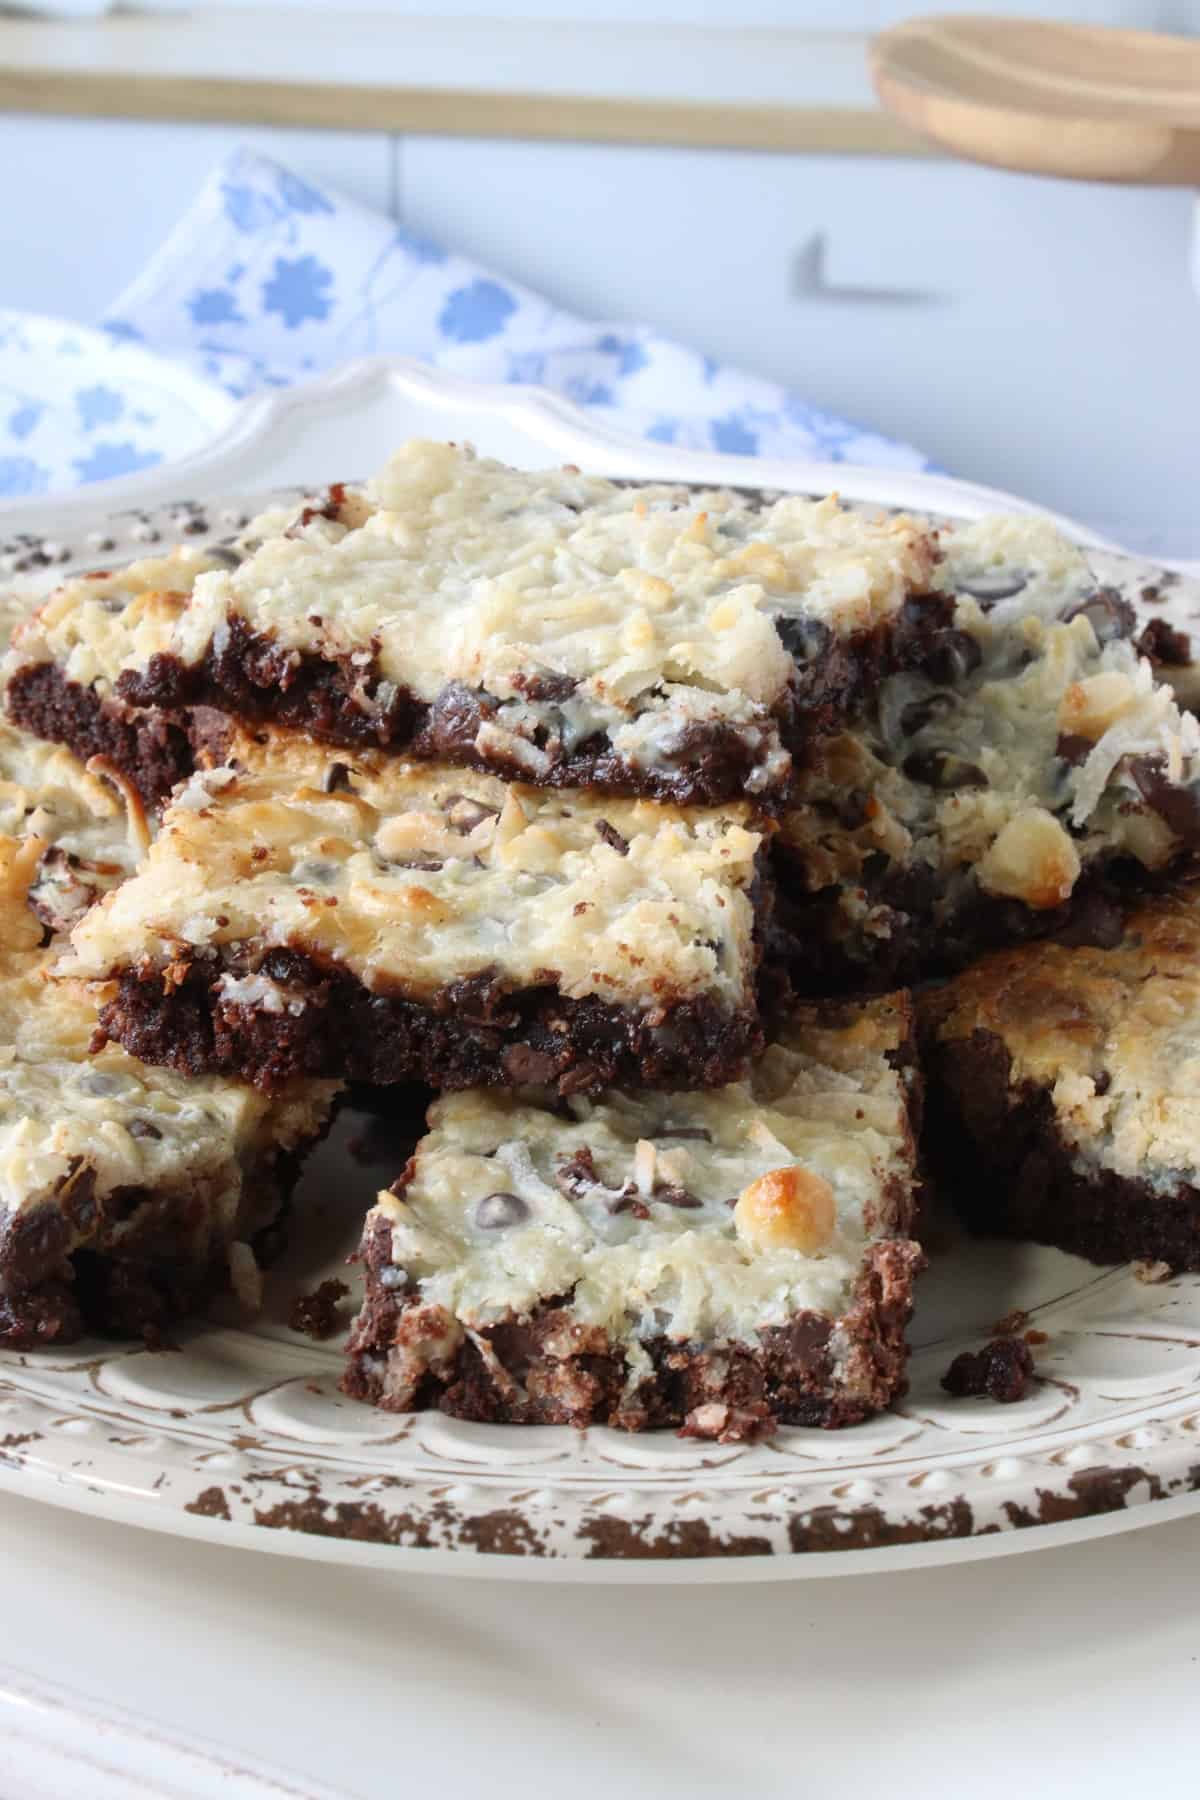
top-left (103, 147), bottom-right (931, 472)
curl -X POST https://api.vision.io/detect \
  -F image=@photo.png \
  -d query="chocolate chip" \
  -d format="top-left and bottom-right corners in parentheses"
top-left (918, 629), bottom-right (982, 686)
top-left (127, 1119), bottom-right (163, 1141)
top-left (501, 1045), bottom-right (559, 1084)
top-left (776, 613), bottom-right (832, 665)
top-left (78, 1073), bottom-right (127, 1097)
top-left (902, 749), bottom-right (988, 790)
top-left (1054, 889), bottom-right (1125, 949)
top-left (958, 570), bottom-right (1027, 606)
top-left (474, 1191), bottom-right (530, 1231)
top-left (27, 846), bottom-right (97, 935)
top-left (555, 1148), bottom-right (598, 1198)
top-left (1055, 733), bottom-right (1093, 767)
top-left (899, 592), bottom-right (955, 636)
top-left (1136, 617), bottom-right (1193, 667)
top-left (655, 1185), bottom-right (703, 1209)
top-left (1062, 587), bottom-right (1135, 643)
top-left (595, 819), bottom-right (629, 855)
top-left (835, 790), bottom-right (872, 830)
top-left (293, 860), bottom-right (337, 885)
top-left (444, 796), bottom-right (499, 833)
top-left (899, 691), bottom-right (958, 738)
top-left (322, 761), bottom-right (354, 794)
top-left (1130, 756), bottom-right (1200, 846)
top-left (511, 669), bottom-right (578, 702)
top-left (554, 1146), bottom-right (640, 1212)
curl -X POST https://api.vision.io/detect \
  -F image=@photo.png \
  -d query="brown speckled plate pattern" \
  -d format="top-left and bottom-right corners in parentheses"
top-left (3, 371), bottom-right (1200, 1578)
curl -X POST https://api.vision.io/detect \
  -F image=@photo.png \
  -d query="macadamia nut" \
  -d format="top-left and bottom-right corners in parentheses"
top-left (733, 1164), bottom-right (836, 1253)
top-left (1058, 672), bottom-right (1137, 742)
top-left (977, 807), bottom-right (1081, 910)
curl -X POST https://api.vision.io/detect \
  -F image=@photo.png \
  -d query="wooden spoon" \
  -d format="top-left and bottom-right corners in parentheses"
top-left (871, 15), bottom-right (1200, 185)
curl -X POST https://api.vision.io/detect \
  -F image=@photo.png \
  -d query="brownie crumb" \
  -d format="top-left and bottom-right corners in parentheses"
top-left (140, 1322), bottom-right (182, 1353)
top-left (991, 1307), bottom-right (1029, 1337)
top-left (1134, 1258), bottom-right (1173, 1285)
top-left (1136, 617), bottom-right (1192, 668)
top-left (289, 1279), bottom-right (350, 1340)
top-left (941, 1337), bottom-right (1035, 1404)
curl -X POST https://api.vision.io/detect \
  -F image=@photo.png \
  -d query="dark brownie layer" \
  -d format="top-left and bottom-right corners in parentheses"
top-left (342, 1220), bottom-right (922, 1438)
top-left (97, 951), bottom-right (764, 1097)
top-left (0, 1155), bottom-right (298, 1349)
top-left (923, 1026), bottom-right (1200, 1269)
top-left (7, 661), bottom-right (193, 807)
top-left (8, 590), bottom-right (952, 812)
top-left (768, 849), bottom-right (1155, 998)
top-left (118, 619), bottom-right (788, 809)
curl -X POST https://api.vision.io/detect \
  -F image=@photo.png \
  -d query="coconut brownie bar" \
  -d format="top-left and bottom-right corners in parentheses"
top-left (343, 992), bottom-right (923, 1439)
top-left (0, 721), bottom-right (149, 936)
top-left (10, 443), bottom-right (945, 808)
top-left (64, 730), bottom-right (768, 1095)
top-left (922, 888), bottom-right (1200, 1270)
top-left (773, 516), bottom-right (1200, 991)
top-left (0, 957), bottom-right (337, 1346)
top-left (0, 814), bottom-right (337, 1348)
top-left (5, 543), bottom-right (249, 806)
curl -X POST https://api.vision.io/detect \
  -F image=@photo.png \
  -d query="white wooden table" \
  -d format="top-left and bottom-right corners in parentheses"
top-left (3, 1490), bottom-right (1198, 1798)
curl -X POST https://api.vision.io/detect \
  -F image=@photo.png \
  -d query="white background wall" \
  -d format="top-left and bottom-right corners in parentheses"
top-left (1, 7), bottom-right (1197, 552)
top-left (145, 0), bottom-right (1198, 23)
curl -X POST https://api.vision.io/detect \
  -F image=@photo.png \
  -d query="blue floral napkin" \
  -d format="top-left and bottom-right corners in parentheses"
top-left (100, 148), bottom-right (930, 474)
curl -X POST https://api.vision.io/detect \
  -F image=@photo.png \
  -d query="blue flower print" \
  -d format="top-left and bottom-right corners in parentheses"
top-left (596, 334), bottom-right (648, 378)
top-left (72, 442), bottom-right (161, 483)
top-left (506, 351), bottom-right (547, 385)
top-left (564, 377), bottom-right (613, 407)
top-left (644, 418), bottom-right (680, 445)
top-left (221, 180), bottom-right (283, 234)
top-left (438, 280), bottom-right (517, 344)
top-left (188, 287), bottom-right (245, 327)
top-left (711, 414), bottom-right (759, 455)
top-left (103, 320), bottom-right (143, 343)
top-left (0, 456), bottom-right (50, 497)
top-left (277, 171), bottom-right (334, 217)
top-left (75, 385), bottom-right (124, 431)
top-left (395, 226), bottom-right (447, 266)
top-left (262, 255), bottom-right (335, 329)
top-left (7, 402), bottom-right (42, 441)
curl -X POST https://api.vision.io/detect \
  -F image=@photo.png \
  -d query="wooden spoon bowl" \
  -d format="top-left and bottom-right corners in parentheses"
top-left (871, 15), bottom-right (1200, 185)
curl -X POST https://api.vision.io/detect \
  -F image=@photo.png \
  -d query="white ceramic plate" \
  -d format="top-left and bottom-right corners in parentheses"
top-left (0, 311), bottom-right (235, 505)
top-left (4, 356), bottom-right (1200, 1582)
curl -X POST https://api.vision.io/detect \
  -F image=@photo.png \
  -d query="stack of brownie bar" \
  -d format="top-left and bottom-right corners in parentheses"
top-left (0, 555), bottom-right (338, 1346)
top-left (5, 439), bottom-right (1200, 1439)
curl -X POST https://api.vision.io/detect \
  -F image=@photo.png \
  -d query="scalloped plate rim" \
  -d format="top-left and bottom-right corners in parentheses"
top-left (3, 1455), bottom-right (1200, 1585)
top-left (0, 352), bottom-right (1125, 551)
